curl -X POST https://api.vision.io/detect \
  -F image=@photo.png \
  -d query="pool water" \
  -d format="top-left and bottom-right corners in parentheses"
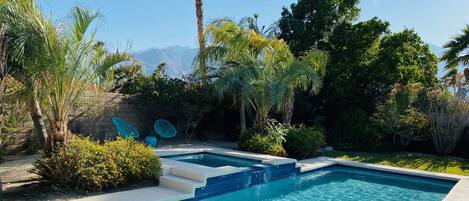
top-left (162, 152), bottom-right (261, 168)
top-left (202, 165), bottom-right (455, 201)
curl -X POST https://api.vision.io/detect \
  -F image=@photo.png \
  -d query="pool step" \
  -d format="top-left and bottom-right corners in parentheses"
top-left (159, 175), bottom-right (204, 195)
top-left (169, 167), bottom-right (206, 183)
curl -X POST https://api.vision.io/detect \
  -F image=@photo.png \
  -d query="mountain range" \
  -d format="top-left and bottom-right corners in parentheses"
top-left (132, 45), bottom-right (198, 77)
top-left (133, 44), bottom-right (462, 78)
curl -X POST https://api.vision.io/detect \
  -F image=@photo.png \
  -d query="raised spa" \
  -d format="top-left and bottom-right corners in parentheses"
top-left (161, 152), bottom-right (261, 168)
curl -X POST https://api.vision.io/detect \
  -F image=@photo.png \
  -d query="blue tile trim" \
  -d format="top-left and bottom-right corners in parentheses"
top-left (190, 162), bottom-right (298, 200)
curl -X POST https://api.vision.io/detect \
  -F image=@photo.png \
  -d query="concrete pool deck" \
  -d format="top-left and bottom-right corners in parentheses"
top-left (73, 146), bottom-right (469, 201)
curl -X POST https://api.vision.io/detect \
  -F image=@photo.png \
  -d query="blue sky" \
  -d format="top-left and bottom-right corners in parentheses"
top-left (38, 0), bottom-right (469, 51)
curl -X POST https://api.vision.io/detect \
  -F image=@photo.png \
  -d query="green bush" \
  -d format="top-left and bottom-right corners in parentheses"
top-left (239, 130), bottom-right (286, 156)
top-left (32, 136), bottom-right (161, 192)
top-left (329, 107), bottom-right (381, 151)
top-left (284, 126), bottom-right (325, 159)
top-left (106, 139), bottom-right (161, 183)
top-left (239, 120), bottom-right (287, 156)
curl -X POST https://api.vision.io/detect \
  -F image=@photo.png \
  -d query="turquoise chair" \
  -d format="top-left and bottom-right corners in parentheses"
top-left (153, 119), bottom-right (176, 139)
top-left (111, 117), bottom-right (140, 140)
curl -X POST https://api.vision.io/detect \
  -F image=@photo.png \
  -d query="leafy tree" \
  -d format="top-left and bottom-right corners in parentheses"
top-left (278, 0), bottom-right (360, 55)
top-left (324, 18), bottom-right (391, 112)
top-left (377, 29), bottom-right (439, 87)
top-left (323, 18), bottom-right (439, 150)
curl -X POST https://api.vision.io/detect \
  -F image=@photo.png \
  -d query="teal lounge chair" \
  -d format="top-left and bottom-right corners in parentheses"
top-left (111, 117), bottom-right (140, 140)
top-left (153, 119), bottom-right (176, 139)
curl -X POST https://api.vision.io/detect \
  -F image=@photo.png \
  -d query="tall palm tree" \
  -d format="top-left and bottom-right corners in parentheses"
top-left (195, 0), bottom-right (207, 84)
top-left (442, 25), bottom-right (469, 81)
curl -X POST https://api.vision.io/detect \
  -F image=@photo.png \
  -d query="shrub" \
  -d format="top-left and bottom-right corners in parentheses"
top-left (32, 136), bottom-right (161, 192)
top-left (106, 139), bottom-right (161, 183)
top-left (329, 107), bottom-right (381, 151)
top-left (238, 119), bottom-right (287, 156)
top-left (428, 92), bottom-right (469, 155)
top-left (284, 126), bottom-right (325, 159)
top-left (370, 85), bottom-right (429, 146)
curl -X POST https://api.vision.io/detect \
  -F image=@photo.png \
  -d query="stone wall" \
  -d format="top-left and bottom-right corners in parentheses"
top-left (69, 93), bottom-right (144, 141)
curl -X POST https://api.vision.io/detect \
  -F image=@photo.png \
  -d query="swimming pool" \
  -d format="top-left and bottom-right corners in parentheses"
top-left (202, 165), bottom-right (455, 201)
top-left (161, 152), bottom-right (261, 168)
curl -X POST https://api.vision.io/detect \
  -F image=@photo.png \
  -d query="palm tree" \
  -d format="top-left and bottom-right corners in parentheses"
top-left (270, 49), bottom-right (328, 126)
top-left (200, 20), bottom-right (327, 128)
top-left (199, 21), bottom-right (274, 129)
top-left (0, 0), bottom-right (54, 148)
top-left (0, 1), bottom-right (134, 149)
top-left (39, 7), bottom-right (135, 148)
top-left (195, 0), bottom-right (207, 84)
top-left (442, 25), bottom-right (468, 82)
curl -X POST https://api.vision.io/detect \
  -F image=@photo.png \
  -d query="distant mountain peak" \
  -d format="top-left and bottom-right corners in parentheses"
top-left (133, 46), bottom-right (198, 77)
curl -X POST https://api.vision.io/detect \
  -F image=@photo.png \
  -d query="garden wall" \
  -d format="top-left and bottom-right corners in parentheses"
top-left (69, 93), bottom-right (144, 141)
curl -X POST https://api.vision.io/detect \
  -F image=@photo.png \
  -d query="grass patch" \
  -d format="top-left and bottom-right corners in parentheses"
top-left (322, 151), bottom-right (469, 176)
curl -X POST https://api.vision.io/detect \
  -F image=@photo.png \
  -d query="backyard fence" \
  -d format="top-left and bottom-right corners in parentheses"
top-left (69, 93), bottom-right (144, 141)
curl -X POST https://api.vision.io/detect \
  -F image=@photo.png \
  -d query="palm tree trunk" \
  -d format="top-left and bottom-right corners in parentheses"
top-left (195, 0), bottom-right (207, 84)
top-left (282, 97), bottom-right (294, 127)
top-left (51, 118), bottom-right (68, 147)
top-left (240, 99), bottom-right (246, 129)
top-left (0, 24), bottom-right (7, 127)
top-left (29, 93), bottom-right (48, 150)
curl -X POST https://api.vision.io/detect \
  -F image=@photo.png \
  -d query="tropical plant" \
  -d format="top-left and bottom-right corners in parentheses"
top-left (0, 0), bottom-right (54, 149)
top-left (428, 92), bottom-right (469, 155)
top-left (202, 21), bottom-right (279, 128)
top-left (0, 1), bottom-right (135, 150)
top-left (442, 25), bottom-right (468, 82)
top-left (271, 49), bottom-right (327, 126)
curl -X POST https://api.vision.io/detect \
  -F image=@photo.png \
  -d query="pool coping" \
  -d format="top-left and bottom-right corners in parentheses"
top-left (298, 157), bottom-right (469, 201)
